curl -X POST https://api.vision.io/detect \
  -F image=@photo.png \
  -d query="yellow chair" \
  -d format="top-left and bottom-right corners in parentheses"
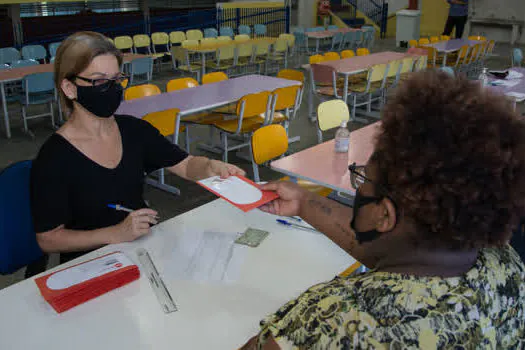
top-left (346, 63), bottom-right (389, 119)
top-left (133, 34), bottom-right (152, 53)
top-left (106, 37), bottom-right (114, 45)
top-left (236, 42), bottom-right (255, 73)
top-left (200, 37), bottom-right (219, 49)
top-left (309, 54), bottom-right (325, 64)
top-left (210, 91), bottom-right (272, 162)
top-left (430, 36), bottom-right (440, 43)
top-left (206, 45), bottom-right (235, 73)
top-left (277, 69), bottom-right (304, 83)
top-left (234, 34), bottom-right (250, 42)
top-left (143, 108), bottom-right (182, 138)
top-left (253, 41), bottom-right (270, 73)
top-left (186, 29), bottom-right (204, 41)
top-left (203, 72), bottom-right (229, 85)
top-left (114, 36), bottom-right (134, 53)
top-left (169, 31), bottom-right (186, 45)
top-left (356, 48), bottom-right (370, 56)
top-left (124, 84), bottom-right (161, 101)
top-left (151, 32), bottom-right (170, 57)
top-left (468, 35), bottom-right (486, 41)
top-left (316, 99), bottom-right (350, 143)
top-left (440, 35), bottom-right (451, 41)
top-left (341, 50), bottom-right (355, 59)
top-left (279, 33), bottom-right (296, 56)
top-left (250, 124), bottom-right (333, 196)
top-left (323, 52), bottom-right (341, 61)
top-left (408, 39), bottom-right (418, 48)
top-left (266, 38), bottom-right (288, 74)
top-left (166, 77), bottom-right (199, 92)
top-left (181, 40), bottom-right (199, 48)
top-left (171, 46), bottom-right (201, 81)
top-left (418, 38), bottom-right (430, 45)
top-left (339, 261), bottom-right (364, 277)
top-left (450, 45), bottom-right (470, 69)
top-left (270, 85), bottom-right (301, 131)
top-left (217, 36), bottom-right (233, 42)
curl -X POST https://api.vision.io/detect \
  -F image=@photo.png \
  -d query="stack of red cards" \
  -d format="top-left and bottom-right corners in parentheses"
top-left (35, 252), bottom-right (140, 313)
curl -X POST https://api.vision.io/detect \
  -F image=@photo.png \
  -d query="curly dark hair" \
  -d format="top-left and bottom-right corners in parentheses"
top-left (374, 70), bottom-right (525, 250)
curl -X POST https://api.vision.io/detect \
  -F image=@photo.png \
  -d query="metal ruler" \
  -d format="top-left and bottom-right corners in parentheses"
top-left (136, 248), bottom-right (178, 314)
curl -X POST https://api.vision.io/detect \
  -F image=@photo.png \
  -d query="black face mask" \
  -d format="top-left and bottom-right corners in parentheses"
top-left (74, 81), bottom-right (123, 118)
top-left (350, 190), bottom-right (385, 244)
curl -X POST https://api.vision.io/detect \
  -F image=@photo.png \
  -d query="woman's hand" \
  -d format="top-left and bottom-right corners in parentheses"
top-left (259, 181), bottom-right (310, 217)
top-left (110, 208), bottom-right (158, 243)
top-left (207, 159), bottom-right (245, 178)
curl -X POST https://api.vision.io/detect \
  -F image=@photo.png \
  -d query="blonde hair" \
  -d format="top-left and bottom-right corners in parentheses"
top-left (54, 31), bottom-right (122, 115)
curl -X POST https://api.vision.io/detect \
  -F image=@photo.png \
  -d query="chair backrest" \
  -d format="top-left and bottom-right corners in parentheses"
top-left (369, 63), bottom-right (388, 83)
top-left (152, 32), bottom-right (169, 46)
top-left (311, 63), bottom-right (336, 85)
top-left (133, 34), bottom-right (151, 50)
top-left (171, 46), bottom-right (190, 66)
top-left (279, 34), bottom-right (296, 48)
top-left (274, 38), bottom-right (288, 53)
top-left (217, 45), bottom-right (235, 61)
top-left (386, 59), bottom-right (402, 78)
top-left (235, 34), bottom-right (250, 42)
top-left (331, 32), bottom-right (344, 46)
top-left (237, 91), bottom-right (271, 118)
top-left (424, 46), bottom-right (438, 66)
top-left (408, 39), bottom-right (418, 48)
top-left (182, 40), bottom-right (199, 48)
top-left (24, 72), bottom-right (54, 94)
top-left (341, 50), bottom-right (355, 59)
top-left (486, 40), bottom-right (496, 55)
top-left (418, 38), bottom-right (430, 45)
top-left (186, 29), bottom-right (204, 41)
top-left (21, 45), bottom-right (47, 61)
top-left (415, 55), bottom-right (428, 71)
top-left (277, 69), bottom-right (304, 84)
top-left (468, 35), bottom-right (486, 41)
top-left (254, 24), bottom-right (267, 36)
top-left (513, 48), bottom-right (523, 66)
top-left (114, 36), bottom-right (134, 51)
top-left (317, 100), bottom-right (350, 132)
top-left (309, 54), bottom-right (325, 64)
top-left (251, 124), bottom-right (288, 165)
top-left (439, 66), bottom-right (455, 77)
top-left (430, 36), bottom-right (440, 43)
top-left (124, 84), bottom-right (161, 100)
top-left (238, 25), bottom-right (251, 36)
top-left (440, 35), bottom-right (451, 41)
top-left (142, 108), bottom-right (181, 137)
top-left (204, 28), bottom-right (219, 38)
top-left (400, 56), bottom-right (414, 74)
top-left (166, 77), bottom-right (199, 92)
top-left (130, 57), bottom-right (153, 75)
top-left (272, 85), bottom-right (301, 111)
top-left (48, 42), bottom-right (62, 58)
top-left (467, 44), bottom-right (481, 63)
top-left (255, 42), bottom-right (270, 56)
top-left (323, 52), bottom-right (340, 61)
top-left (170, 31), bottom-right (187, 44)
top-left (237, 42), bottom-right (254, 58)
top-left (11, 59), bottom-right (39, 68)
top-left (0, 47), bottom-right (21, 65)
top-left (200, 38), bottom-right (218, 48)
top-left (356, 48), bottom-right (370, 56)
top-left (106, 37), bottom-right (114, 45)
top-left (327, 25), bottom-right (339, 31)
top-left (220, 26), bottom-right (235, 38)
top-left (203, 72), bottom-right (228, 85)
top-left (0, 160), bottom-right (43, 275)
top-left (218, 36), bottom-right (233, 42)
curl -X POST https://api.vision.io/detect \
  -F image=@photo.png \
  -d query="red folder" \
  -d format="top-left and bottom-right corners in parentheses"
top-left (35, 252), bottom-right (140, 313)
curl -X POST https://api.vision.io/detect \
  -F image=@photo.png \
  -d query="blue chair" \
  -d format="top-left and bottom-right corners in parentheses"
top-left (20, 72), bottom-right (56, 134)
top-left (0, 47), bottom-right (20, 65)
top-left (129, 57), bottom-right (154, 86)
top-left (512, 48), bottom-right (523, 67)
top-left (439, 66), bottom-right (455, 77)
top-left (294, 31), bottom-right (309, 53)
top-left (204, 28), bottom-right (218, 38)
top-left (48, 42), bottom-right (62, 59)
top-left (238, 25), bottom-right (251, 36)
top-left (362, 27), bottom-right (376, 49)
top-left (21, 45), bottom-right (47, 63)
top-left (11, 59), bottom-right (39, 68)
top-left (254, 24), bottom-right (267, 37)
top-left (0, 160), bottom-right (44, 275)
top-left (327, 25), bottom-right (339, 31)
top-left (0, 63), bottom-right (9, 70)
top-left (330, 32), bottom-right (344, 51)
top-left (342, 31), bottom-right (357, 50)
top-left (314, 26), bottom-right (325, 32)
top-left (219, 26), bottom-right (235, 38)
top-left (355, 31), bottom-right (365, 49)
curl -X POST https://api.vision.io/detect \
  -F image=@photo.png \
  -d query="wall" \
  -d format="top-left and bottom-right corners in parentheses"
top-left (419, 0), bottom-right (449, 36)
top-left (468, 0), bottom-right (525, 43)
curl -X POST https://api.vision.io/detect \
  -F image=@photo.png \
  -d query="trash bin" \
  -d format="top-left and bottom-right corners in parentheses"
top-left (396, 9), bottom-right (421, 47)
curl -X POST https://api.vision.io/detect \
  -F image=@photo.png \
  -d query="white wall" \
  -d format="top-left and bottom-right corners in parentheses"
top-left (387, 0), bottom-right (408, 14)
top-left (469, 0), bottom-right (525, 43)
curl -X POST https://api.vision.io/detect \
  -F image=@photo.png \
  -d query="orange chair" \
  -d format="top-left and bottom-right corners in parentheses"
top-left (269, 85), bottom-right (302, 135)
top-left (323, 52), bottom-right (340, 61)
top-left (408, 40), bottom-right (418, 48)
top-left (166, 77), bottom-right (199, 92)
top-left (277, 69), bottom-right (305, 108)
top-left (418, 38), bottom-right (430, 45)
top-left (356, 48), bottom-right (370, 56)
top-left (440, 35), bottom-right (451, 41)
top-left (341, 50), bottom-right (355, 59)
top-left (202, 71), bottom-right (228, 84)
top-left (309, 54), bottom-right (325, 64)
top-left (124, 84), bottom-right (161, 100)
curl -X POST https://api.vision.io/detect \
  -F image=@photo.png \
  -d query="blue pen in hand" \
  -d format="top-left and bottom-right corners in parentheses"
top-left (107, 204), bottom-right (160, 220)
top-left (276, 219), bottom-right (319, 233)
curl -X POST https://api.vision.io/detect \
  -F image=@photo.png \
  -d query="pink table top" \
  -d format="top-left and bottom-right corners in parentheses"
top-left (116, 75), bottom-right (300, 118)
top-left (320, 51), bottom-right (411, 75)
top-left (271, 122), bottom-right (380, 194)
top-left (0, 53), bottom-right (147, 83)
top-left (424, 39), bottom-right (480, 53)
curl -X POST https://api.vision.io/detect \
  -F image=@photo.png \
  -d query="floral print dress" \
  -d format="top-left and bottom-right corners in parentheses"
top-left (258, 246), bottom-right (525, 349)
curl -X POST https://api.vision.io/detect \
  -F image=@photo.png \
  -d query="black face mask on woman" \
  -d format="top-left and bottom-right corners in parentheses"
top-left (74, 80), bottom-right (123, 118)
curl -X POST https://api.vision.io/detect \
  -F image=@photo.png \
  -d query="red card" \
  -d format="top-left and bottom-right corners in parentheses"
top-left (198, 175), bottom-right (279, 212)
top-left (35, 252), bottom-right (140, 313)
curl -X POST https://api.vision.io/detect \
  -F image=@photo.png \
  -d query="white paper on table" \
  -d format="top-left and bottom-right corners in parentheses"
top-left (167, 231), bottom-right (247, 284)
top-left (506, 92), bottom-right (525, 102)
top-left (492, 80), bottom-right (520, 88)
top-left (508, 70), bottom-right (524, 80)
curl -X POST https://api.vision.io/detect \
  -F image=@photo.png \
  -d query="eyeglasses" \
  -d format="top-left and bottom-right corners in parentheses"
top-left (348, 163), bottom-right (371, 190)
top-left (74, 73), bottom-right (129, 91)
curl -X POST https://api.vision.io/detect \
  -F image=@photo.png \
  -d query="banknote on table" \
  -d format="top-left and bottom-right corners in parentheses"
top-left (235, 228), bottom-right (269, 247)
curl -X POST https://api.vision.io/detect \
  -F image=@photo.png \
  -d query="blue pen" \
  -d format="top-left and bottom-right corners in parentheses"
top-left (276, 219), bottom-right (319, 233)
top-left (108, 204), bottom-right (160, 219)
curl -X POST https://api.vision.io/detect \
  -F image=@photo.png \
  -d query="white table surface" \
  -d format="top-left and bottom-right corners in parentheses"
top-left (0, 199), bottom-right (355, 350)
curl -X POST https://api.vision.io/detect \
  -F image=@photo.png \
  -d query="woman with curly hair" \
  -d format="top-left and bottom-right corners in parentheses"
top-left (241, 70), bottom-right (525, 349)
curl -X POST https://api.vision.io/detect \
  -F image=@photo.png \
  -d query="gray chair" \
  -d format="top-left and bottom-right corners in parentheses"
top-left (20, 72), bottom-right (56, 135)
top-left (129, 57), bottom-right (154, 86)
top-left (0, 47), bottom-right (21, 65)
top-left (21, 45), bottom-right (47, 63)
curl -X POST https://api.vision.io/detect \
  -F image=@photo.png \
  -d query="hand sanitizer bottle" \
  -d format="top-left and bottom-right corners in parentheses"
top-left (334, 121), bottom-right (350, 153)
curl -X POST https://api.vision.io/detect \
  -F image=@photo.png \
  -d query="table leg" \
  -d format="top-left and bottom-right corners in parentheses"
top-left (316, 38), bottom-right (320, 54)
top-left (0, 82), bottom-right (11, 139)
top-left (308, 82), bottom-right (315, 122)
top-left (201, 53), bottom-right (206, 82)
top-left (442, 53), bottom-right (448, 67)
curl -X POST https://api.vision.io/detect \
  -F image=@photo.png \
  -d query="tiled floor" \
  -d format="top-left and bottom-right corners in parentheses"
top-left (0, 38), bottom-right (521, 290)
